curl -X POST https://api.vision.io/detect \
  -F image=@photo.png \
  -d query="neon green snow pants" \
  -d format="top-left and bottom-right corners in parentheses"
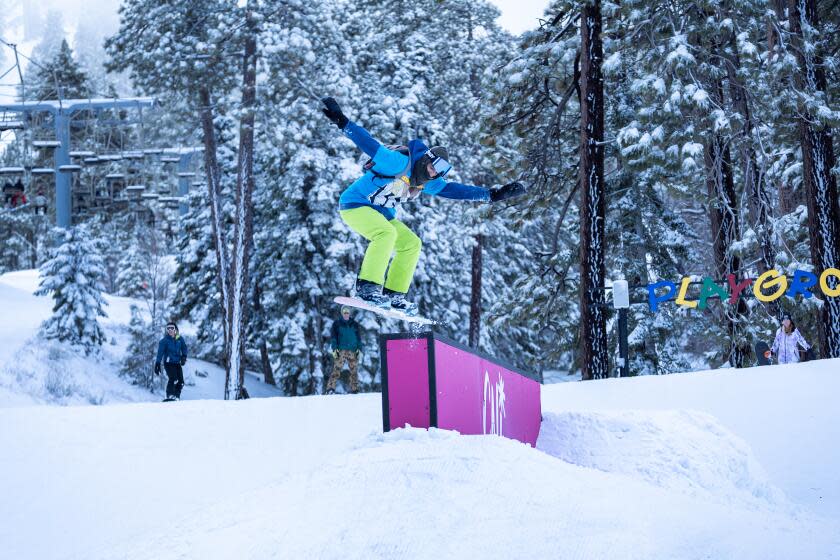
top-left (340, 206), bottom-right (422, 294)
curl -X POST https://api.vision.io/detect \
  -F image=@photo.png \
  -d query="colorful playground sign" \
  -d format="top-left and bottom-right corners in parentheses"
top-left (647, 268), bottom-right (840, 312)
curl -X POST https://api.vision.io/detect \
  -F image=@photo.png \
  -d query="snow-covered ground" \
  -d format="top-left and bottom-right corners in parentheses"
top-left (1, 269), bottom-right (839, 559)
top-left (0, 270), bottom-right (281, 406)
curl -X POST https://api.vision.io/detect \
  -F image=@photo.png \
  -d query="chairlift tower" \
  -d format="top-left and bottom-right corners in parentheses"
top-left (0, 97), bottom-right (156, 228)
top-left (162, 147), bottom-right (203, 216)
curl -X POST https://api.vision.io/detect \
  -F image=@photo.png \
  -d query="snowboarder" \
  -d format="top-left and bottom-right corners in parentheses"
top-left (321, 97), bottom-right (525, 315)
top-left (769, 313), bottom-right (811, 365)
top-left (326, 306), bottom-right (363, 394)
top-left (154, 322), bottom-right (188, 401)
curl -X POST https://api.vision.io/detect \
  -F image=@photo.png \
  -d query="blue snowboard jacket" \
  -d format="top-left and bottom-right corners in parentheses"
top-left (338, 121), bottom-right (490, 220)
top-left (156, 334), bottom-right (188, 366)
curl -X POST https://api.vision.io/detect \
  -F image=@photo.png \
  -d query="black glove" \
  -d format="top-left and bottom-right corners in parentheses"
top-left (321, 97), bottom-right (349, 130)
top-left (180, 357), bottom-right (187, 366)
top-left (154, 362), bottom-right (161, 375)
top-left (489, 181), bottom-right (526, 202)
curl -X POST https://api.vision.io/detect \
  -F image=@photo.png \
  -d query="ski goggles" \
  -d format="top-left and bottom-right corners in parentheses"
top-left (425, 150), bottom-right (452, 178)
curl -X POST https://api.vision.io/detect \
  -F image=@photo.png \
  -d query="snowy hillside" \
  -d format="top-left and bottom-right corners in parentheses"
top-left (0, 270), bottom-right (281, 406)
top-left (2, 359), bottom-right (839, 559)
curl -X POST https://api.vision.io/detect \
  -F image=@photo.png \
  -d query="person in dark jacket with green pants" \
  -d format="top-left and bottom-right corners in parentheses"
top-left (155, 321), bottom-right (188, 401)
top-left (326, 307), bottom-right (363, 394)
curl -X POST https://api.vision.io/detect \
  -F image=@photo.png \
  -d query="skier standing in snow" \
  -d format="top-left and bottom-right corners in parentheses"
top-left (770, 313), bottom-right (811, 364)
top-left (321, 97), bottom-right (525, 315)
top-left (326, 306), bottom-right (363, 394)
top-left (154, 322), bottom-right (188, 401)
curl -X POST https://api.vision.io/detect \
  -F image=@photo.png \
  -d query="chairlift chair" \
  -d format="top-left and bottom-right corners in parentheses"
top-left (0, 112), bottom-right (24, 131)
top-left (32, 140), bottom-right (61, 149)
top-left (125, 185), bottom-right (146, 199)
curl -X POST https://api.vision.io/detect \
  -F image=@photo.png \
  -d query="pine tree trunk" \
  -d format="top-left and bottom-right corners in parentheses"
top-left (723, 33), bottom-right (774, 275)
top-left (197, 87), bottom-right (231, 370)
top-left (703, 37), bottom-right (750, 369)
top-left (788, 0), bottom-right (840, 358)
top-left (705, 127), bottom-right (750, 368)
top-left (578, 0), bottom-right (609, 380)
top-left (225, 8), bottom-right (258, 400)
top-left (253, 280), bottom-right (276, 386)
top-left (469, 233), bottom-right (482, 348)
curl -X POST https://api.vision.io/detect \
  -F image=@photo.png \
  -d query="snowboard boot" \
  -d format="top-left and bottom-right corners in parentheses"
top-left (355, 279), bottom-right (390, 308)
top-left (385, 288), bottom-right (419, 316)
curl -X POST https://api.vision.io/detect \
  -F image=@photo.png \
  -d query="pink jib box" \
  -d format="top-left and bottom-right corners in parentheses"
top-left (380, 332), bottom-right (541, 446)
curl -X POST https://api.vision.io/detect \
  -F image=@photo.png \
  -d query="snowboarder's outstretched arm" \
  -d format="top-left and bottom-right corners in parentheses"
top-left (428, 180), bottom-right (526, 203)
top-left (321, 97), bottom-right (410, 177)
top-left (321, 97), bottom-right (380, 157)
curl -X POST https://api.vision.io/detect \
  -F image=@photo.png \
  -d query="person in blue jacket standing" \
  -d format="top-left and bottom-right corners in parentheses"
top-left (326, 306), bottom-right (363, 394)
top-left (155, 322), bottom-right (188, 401)
top-left (321, 97), bottom-right (525, 315)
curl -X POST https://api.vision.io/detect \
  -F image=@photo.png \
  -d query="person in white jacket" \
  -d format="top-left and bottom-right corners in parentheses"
top-left (770, 313), bottom-right (811, 364)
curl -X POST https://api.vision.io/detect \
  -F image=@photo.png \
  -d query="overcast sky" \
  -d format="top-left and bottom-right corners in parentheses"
top-left (1, 0), bottom-right (551, 105)
top-left (489, 0), bottom-right (552, 34)
top-left (8, 0), bottom-right (552, 41)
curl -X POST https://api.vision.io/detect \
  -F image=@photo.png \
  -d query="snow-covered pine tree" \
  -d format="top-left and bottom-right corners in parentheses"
top-left (600, 27), bottom-right (703, 375)
top-left (612, 0), bottom-right (781, 368)
top-left (118, 223), bottom-right (173, 392)
top-left (254, 0), bottom-right (364, 395)
top-left (121, 305), bottom-right (165, 392)
top-left (170, 188), bottom-right (227, 364)
top-left (484, 3), bottom-right (614, 377)
top-left (783, 0), bottom-right (840, 358)
top-left (25, 39), bottom-right (91, 101)
top-left (107, 0), bottom-right (253, 396)
top-left (34, 226), bottom-right (108, 353)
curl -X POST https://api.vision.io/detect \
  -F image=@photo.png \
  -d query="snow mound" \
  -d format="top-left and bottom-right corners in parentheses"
top-left (538, 410), bottom-right (784, 507)
top-left (0, 335), bottom-right (154, 406)
top-left (88, 427), bottom-right (837, 560)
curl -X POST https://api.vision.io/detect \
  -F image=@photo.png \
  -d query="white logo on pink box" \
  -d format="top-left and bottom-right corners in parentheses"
top-left (482, 371), bottom-right (506, 436)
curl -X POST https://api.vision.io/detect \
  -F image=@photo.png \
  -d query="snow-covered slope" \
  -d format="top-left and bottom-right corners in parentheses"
top-left (2, 360), bottom-right (839, 559)
top-left (541, 363), bottom-right (840, 518)
top-left (0, 270), bottom-right (281, 406)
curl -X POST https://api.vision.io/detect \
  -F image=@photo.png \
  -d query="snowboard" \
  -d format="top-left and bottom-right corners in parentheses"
top-left (334, 296), bottom-right (434, 325)
top-left (755, 341), bottom-right (772, 366)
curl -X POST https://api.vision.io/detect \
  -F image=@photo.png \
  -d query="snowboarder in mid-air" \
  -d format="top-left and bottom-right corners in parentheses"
top-left (321, 97), bottom-right (525, 316)
top-left (155, 322), bottom-right (188, 401)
